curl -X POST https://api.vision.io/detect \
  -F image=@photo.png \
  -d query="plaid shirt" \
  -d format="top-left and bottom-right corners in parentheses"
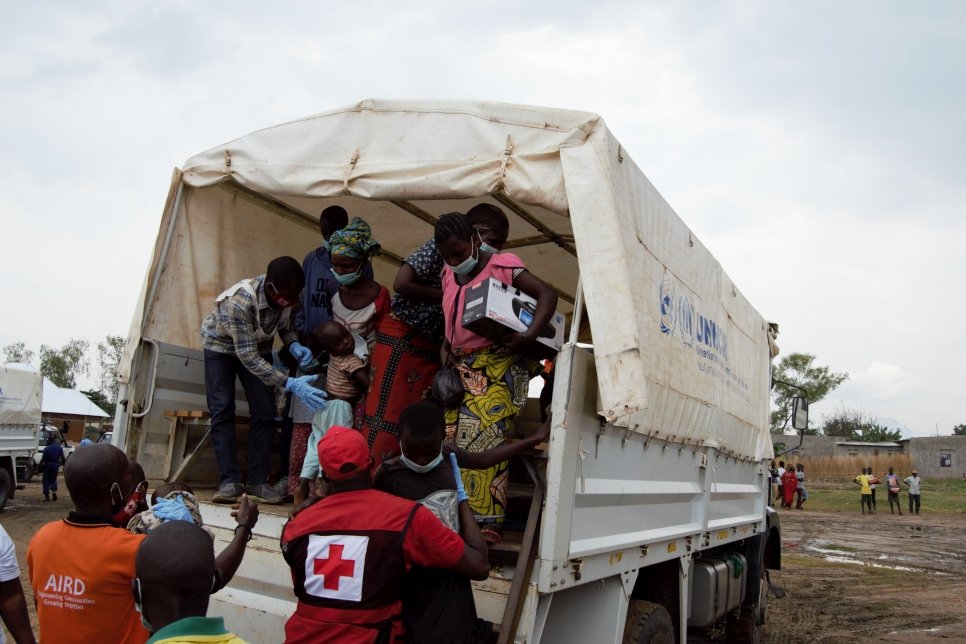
top-left (201, 274), bottom-right (298, 387)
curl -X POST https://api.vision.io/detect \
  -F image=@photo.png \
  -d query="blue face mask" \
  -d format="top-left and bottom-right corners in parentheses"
top-left (320, 238), bottom-right (330, 252)
top-left (446, 247), bottom-right (478, 275)
top-left (400, 451), bottom-right (444, 474)
top-left (331, 265), bottom-right (362, 286)
top-left (477, 231), bottom-right (499, 255)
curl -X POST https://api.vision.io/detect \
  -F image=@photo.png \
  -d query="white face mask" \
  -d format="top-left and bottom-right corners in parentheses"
top-left (445, 246), bottom-right (478, 275)
top-left (400, 451), bottom-right (444, 474)
top-left (331, 264), bottom-right (363, 286)
top-left (477, 230), bottom-right (499, 255)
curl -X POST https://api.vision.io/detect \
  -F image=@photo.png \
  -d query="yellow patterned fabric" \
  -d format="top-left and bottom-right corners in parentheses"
top-left (444, 346), bottom-right (539, 524)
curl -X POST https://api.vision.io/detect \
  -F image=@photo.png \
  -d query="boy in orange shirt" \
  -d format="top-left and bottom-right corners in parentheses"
top-left (28, 444), bottom-right (149, 643)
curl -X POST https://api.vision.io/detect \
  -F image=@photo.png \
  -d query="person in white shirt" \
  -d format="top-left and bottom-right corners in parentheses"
top-left (0, 525), bottom-right (34, 644)
top-left (903, 470), bottom-right (921, 515)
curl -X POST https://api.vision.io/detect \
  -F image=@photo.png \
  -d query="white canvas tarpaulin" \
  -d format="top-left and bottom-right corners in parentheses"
top-left (122, 99), bottom-right (774, 460)
top-left (0, 365), bottom-right (43, 425)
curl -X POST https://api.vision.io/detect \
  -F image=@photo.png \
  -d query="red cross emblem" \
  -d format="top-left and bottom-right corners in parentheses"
top-left (313, 543), bottom-right (356, 591)
top-left (304, 535), bottom-right (369, 601)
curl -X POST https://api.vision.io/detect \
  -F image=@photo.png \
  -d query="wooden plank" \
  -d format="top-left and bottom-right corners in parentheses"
top-left (163, 409), bottom-right (211, 419)
top-left (498, 456), bottom-right (544, 644)
top-left (168, 425), bottom-right (212, 483)
top-left (162, 416), bottom-right (179, 480)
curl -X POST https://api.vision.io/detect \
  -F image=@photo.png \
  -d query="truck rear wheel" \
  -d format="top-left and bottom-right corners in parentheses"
top-left (623, 600), bottom-right (674, 644)
top-left (0, 468), bottom-right (10, 512)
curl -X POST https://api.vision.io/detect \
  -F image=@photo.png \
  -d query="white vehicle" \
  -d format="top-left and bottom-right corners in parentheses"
top-left (30, 423), bottom-right (76, 476)
top-left (0, 365), bottom-right (44, 508)
top-left (115, 100), bottom-right (803, 643)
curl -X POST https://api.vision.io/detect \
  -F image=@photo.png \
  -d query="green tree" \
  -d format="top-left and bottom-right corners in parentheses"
top-left (853, 423), bottom-right (902, 442)
top-left (770, 353), bottom-right (849, 434)
top-left (822, 406), bottom-right (902, 440)
top-left (2, 341), bottom-right (34, 365)
top-left (97, 335), bottom-right (125, 405)
top-left (80, 389), bottom-right (113, 417)
top-left (823, 407), bottom-right (867, 437)
top-left (40, 339), bottom-right (90, 389)
top-left (953, 424), bottom-right (966, 436)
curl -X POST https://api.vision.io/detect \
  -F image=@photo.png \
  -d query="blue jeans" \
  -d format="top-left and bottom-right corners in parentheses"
top-left (204, 349), bottom-right (276, 487)
top-left (42, 465), bottom-right (59, 496)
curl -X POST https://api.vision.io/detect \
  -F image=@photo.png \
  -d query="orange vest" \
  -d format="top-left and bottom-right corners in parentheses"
top-left (28, 518), bottom-right (149, 644)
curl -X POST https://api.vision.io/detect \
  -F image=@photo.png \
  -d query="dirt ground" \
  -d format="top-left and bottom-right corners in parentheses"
top-left (754, 508), bottom-right (966, 644)
top-left (4, 479), bottom-right (966, 643)
top-left (1, 478), bottom-right (71, 636)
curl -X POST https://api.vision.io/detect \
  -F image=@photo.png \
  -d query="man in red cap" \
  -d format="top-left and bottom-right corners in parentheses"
top-left (280, 426), bottom-right (489, 643)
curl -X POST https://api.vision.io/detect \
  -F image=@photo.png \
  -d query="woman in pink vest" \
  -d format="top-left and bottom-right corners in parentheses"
top-left (435, 212), bottom-right (557, 541)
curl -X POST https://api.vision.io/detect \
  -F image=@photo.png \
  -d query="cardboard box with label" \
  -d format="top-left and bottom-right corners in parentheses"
top-left (461, 277), bottom-right (565, 353)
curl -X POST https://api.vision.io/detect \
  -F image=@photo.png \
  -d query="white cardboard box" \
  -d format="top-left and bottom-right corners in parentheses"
top-left (461, 277), bottom-right (564, 352)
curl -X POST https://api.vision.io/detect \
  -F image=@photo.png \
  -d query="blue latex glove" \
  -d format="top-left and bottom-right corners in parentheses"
top-left (152, 496), bottom-right (195, 523)
top-left (449, 453), bottom-right (468, 502)
top-left (288, 342), bottom-right (314, 368)
top-left (285, 375), bottom-right (328, 411)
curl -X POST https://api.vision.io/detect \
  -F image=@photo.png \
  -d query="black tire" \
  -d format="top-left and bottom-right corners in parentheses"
top-left (623, 600), bottom-right (675, 644)
top-left (0, 468), bottom-right (10, 512)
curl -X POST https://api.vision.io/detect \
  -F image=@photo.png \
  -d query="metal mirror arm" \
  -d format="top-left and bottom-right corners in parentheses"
top-left (772, 378), bottom-right (810, 457)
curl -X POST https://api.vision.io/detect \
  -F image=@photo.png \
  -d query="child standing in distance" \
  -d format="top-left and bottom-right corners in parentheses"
top-left (795, 463), bottom-right (807, 509)
top-left (373, 402), bottom-right (551, 644)
top-left (885, 466), bottom-right (903, 515)
top-left (294, 321), bottom-right (370, 506)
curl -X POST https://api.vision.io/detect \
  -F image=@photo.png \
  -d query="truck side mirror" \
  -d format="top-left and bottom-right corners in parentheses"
top-left (791, 396), bottom-right (809, 432)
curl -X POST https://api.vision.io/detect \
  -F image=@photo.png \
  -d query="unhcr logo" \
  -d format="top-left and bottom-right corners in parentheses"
top-left (660, 277), bottom-right (693, 345)
top-left (658, 274), bottom-right (727, 362)
top-left (659, 279), bottom-right (675, 335)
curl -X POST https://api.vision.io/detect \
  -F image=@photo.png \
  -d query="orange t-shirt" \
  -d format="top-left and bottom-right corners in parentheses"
top-left (27, 517), bottom-right (149, 644)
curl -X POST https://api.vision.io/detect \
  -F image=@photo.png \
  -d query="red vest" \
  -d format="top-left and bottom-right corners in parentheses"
top-left (281, 490), bottom-right (421, 644)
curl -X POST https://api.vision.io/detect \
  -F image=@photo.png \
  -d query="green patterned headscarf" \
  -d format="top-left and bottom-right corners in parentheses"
top-left (328, 217), bottom-right (380, 259)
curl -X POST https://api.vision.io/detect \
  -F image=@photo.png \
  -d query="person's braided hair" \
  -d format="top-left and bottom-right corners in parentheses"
top-left (434, 212), bottom-right (474, 245)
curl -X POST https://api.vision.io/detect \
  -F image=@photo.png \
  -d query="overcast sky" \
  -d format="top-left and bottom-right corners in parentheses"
top-left (2, 1), bottom-right (963, 436)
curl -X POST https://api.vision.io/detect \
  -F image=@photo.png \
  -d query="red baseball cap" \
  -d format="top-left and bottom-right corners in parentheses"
top-left (319, 426), bottom-right (372, 481)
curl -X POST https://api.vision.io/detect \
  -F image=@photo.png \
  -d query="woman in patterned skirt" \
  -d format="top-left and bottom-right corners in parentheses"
top-left (435, 212), bottom-right (557, 541)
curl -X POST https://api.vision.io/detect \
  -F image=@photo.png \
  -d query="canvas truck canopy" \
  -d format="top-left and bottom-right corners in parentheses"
top-left (121, 99), bottom-right (774, 460)
top-left (0, 365), bottom-right (43, 426)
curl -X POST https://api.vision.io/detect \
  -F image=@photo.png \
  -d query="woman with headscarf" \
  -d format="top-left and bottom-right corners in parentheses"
top-left (328, 217), bottom-right (390, 352)
top-left (434, 212), bottom-right (557, 542)
top-left (327, 217), bottom-right (390, 430)
top-left (363, 204), bottom-right (512, 469)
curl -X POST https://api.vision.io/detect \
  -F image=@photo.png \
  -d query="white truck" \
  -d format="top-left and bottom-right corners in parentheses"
top-left (115, 100), bottom-right (802, 643)
top-left (0, 365), bottom-right (44, 509)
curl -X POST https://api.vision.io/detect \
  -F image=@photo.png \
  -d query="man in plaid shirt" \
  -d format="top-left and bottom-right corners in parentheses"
top-left (202, 256), bottom-right (329, 504)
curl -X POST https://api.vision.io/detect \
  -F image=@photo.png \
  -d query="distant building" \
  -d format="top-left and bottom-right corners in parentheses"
top-left (770, 434), bottom-right (966, 479)
top-left (41, 378), bottom-right (110, 442)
